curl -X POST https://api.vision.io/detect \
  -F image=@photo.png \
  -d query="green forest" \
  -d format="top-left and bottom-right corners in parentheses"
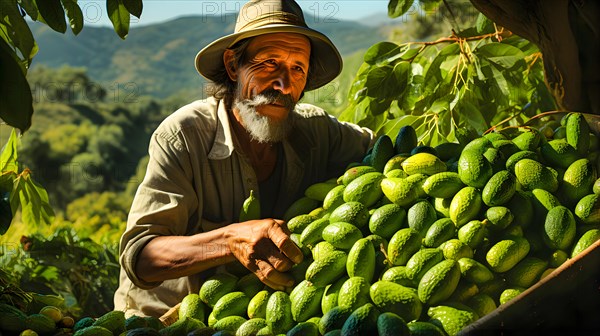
top-left (1, 0), bottom-right (598, 334)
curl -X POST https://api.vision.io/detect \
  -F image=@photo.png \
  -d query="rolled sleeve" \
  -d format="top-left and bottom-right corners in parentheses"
top-left (119, 131), bottom-right (199, 289)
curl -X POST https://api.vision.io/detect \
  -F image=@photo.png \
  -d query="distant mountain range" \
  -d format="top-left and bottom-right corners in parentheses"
top-left (29, 14), bottom-right (389, 99)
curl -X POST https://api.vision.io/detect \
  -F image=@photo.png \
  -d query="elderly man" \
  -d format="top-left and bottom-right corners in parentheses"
top-left (114, 0), bottom-right (373, 318)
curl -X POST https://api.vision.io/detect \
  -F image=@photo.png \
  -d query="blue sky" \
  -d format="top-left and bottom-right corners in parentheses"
top-left (80, 0), bottom-right (390, 27)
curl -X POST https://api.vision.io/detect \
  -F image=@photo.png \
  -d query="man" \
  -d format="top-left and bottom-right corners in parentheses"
top-left (114, 0), bottom-right (373, 318)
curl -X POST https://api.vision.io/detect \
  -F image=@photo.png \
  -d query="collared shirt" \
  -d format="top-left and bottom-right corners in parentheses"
top-left (113, 97), bottom-right (373, 317)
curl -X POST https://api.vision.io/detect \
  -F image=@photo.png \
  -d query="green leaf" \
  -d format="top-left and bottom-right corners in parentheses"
top-left (18, 0), bottom-right (39, 21)
top-left (0, 23), bottom-right (27, 74)
top-left (429, 97), bottom-right (450, 114)
top-left (428, 128), bottom-right (446, 147)
top-left (476, 13), bottom-right (494, 34)
top-left (9, 173), bottom-right (23, 214)
top-left (36, 0), bottom-right (67, 33)
top-left (419, 0), bottom-right (442, 12)
top-left (368, 98), bottom-right (393, 116)
top-left (36, 266), bottom-right (60, 282)
top-left (339, 97), bottom-right (372, 124)
top-left (423, 43), bottom-right (460, 94)
top-left (400, 47), bottom-right (420, 61)
top-left (475, 43), bottom-right (525, 69)
top-left (393, 61), bottom-right (411, 95)
top-left (29, 176), bottom-right (55, 225)
top-left (107, 0), bottom-right (130, 39)
top-left (379, 115), bottom-right (421, 138)
top-left (60, 0), bottom-right (83, 35)
top-left (364, 41), bottom-right (401, 65)
top-left (0, 38), bottom-right (33, 132)
top-left (502, 36), bottom-right (540, 56)
top-left (412, 74), bottom-right (424, 84)
top-left (122, 0), bottom-right (143, 18)
top-left (457, 100), bottom-right (488, 133)
top-left (438, 107), bottom-right (453, 138)
top-left (388, 0), bottom-right (415, 18)
top-left (0, 173), bottom-right (15, 192)
top-left (16, 174), bottom-right (54, 227)
top-left (0, 0), bottom-right (38, 64)
top-left (17, 176), bottom-right (37, 226)
top-left (1, 129), bottom-right (19, 173)
top-left (487, 68), bottom-right (510, 98)
top-left (365, 65), bottom-right (396, 98)
top-left (439, 54), bottom-right (460, 75)
top-left (360, 109), bottom-right (389, 133)
top-left (346, 63), bottom-right (370, 104)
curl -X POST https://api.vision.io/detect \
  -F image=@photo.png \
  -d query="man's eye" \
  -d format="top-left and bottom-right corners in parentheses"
top-left (294, 66), bottom-right (305, 73)
top-left (265, 60), bottom-right (277, 65)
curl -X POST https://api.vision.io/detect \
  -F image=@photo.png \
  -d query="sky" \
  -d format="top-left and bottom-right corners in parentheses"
top-left (80, 0), bottom-right (390, 27)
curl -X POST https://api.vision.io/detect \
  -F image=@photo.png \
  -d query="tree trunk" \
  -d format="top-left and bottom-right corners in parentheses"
top-left (469, 0), bottom-right (599, 114)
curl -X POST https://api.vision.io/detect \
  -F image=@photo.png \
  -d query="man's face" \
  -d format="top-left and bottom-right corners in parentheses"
top-left (230, 33), bottom-right (311, 143)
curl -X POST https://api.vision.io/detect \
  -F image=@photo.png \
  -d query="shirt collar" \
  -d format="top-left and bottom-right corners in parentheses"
top-left (207, 99), bottom-right (236, 160)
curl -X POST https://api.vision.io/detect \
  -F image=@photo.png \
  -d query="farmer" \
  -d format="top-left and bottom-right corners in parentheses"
top-left (114, 0), bottom-right (373, 317)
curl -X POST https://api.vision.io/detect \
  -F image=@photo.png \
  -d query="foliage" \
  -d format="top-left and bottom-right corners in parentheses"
top-left (0, 129), bottom-right (54, 235)
top-left (0, 200), bottom-right (126, 256)
top-left (16, 66), bottom-right (165, 209)
top-left (66, 191), bottom-right (130, 244)
top-left (27, 65), bottom-right (107, 104)
top-left (389, 0), bottom-right (479, 42)
top-left (1, 228), bottom-right (119, 317)
top-left (0, 268), bottom-right (32, 310)
top-left (0, 0), bottom-right (143, 132)
top-left (301, 50), bottom-right (366, 116)
top-left (339, 0), bottom-right (556, 145)
top-left (1, 0), bottom-right (145, 245)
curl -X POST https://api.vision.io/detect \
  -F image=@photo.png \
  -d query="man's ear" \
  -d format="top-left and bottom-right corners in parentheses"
top-left (223, 49), bottom-right (237, 81)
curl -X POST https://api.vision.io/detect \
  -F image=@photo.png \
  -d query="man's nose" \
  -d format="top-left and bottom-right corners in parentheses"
top-left (272, 69), bottom-right (293, 95)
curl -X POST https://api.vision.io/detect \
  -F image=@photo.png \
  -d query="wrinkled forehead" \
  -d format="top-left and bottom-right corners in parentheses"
top-left (246, 33), bottom-right (311, 60)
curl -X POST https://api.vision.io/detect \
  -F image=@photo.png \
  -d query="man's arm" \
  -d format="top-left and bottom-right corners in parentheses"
top-left (135, 218), bottom-right (304, 291)
top-left (135, 227), bottom-right (235, 282)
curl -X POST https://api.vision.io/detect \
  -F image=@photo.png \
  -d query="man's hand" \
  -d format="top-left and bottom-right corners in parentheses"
top-left (225, 219), bottom-right (304, 291)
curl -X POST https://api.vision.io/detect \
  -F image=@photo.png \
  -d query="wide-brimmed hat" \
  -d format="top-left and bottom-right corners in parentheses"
top-left (195, 0), bottom-right (342, 91)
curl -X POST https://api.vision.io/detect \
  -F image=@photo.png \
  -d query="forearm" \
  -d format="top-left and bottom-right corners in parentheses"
top-left (135, 226), bottom-right (236, 283)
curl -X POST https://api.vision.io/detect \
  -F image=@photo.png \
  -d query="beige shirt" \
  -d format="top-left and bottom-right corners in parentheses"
top-left (113, 98), bottom-right (373, 317)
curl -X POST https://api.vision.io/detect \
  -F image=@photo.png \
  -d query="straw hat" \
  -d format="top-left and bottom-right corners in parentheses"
top-left (195, 0), bottom-right (342, 91)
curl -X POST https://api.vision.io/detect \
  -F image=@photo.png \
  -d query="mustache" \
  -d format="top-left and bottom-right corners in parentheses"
top-left (246, 89), bottom-right (296, 111)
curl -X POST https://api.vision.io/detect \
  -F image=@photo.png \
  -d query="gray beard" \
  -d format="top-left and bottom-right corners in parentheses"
top-left (234, 94), bottom-right (296, 143)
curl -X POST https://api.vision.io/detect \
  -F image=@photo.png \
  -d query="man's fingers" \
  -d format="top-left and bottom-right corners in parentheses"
top-left (273, 218), bottom-right (286, 226)
top-left (255, 259), bottom-right (294, 291)
top-left (243, 258), bottom-right (284, 290)
top-left (267, 222), bottom-right (304, 264)
top-left (264, 248), bottom-right (294, 272)
top-left (245, 258), bottom-right (292, 291)
top-left (273, 219), bottom-right (291, 235)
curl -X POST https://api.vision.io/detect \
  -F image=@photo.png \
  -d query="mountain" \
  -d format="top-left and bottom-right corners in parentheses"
top-left (358, 12), bottom-right (399, 27)
top-left (29, 14), bottom-right (387, 99)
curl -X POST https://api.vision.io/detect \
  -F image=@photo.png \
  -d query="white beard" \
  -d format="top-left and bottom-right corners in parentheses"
top-left (234, 94), bottom-right (296, 143)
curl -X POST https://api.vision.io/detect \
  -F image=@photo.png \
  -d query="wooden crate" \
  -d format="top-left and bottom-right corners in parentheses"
top-left (459, 239), bottom-right (600, 334)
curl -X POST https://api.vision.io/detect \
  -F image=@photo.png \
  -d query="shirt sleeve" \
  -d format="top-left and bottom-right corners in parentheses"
top-left (324, 114), bottom-right (375, 176)
top-left (119, 130), bottom-right (199, 289)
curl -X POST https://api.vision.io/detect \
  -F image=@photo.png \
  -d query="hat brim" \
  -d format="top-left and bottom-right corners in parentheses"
top-left (195, 24), bottom-right (342, 91)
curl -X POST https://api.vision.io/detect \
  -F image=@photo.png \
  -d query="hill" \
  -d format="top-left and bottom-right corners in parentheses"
top-left (29, 14), bottom-right (387, 99)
